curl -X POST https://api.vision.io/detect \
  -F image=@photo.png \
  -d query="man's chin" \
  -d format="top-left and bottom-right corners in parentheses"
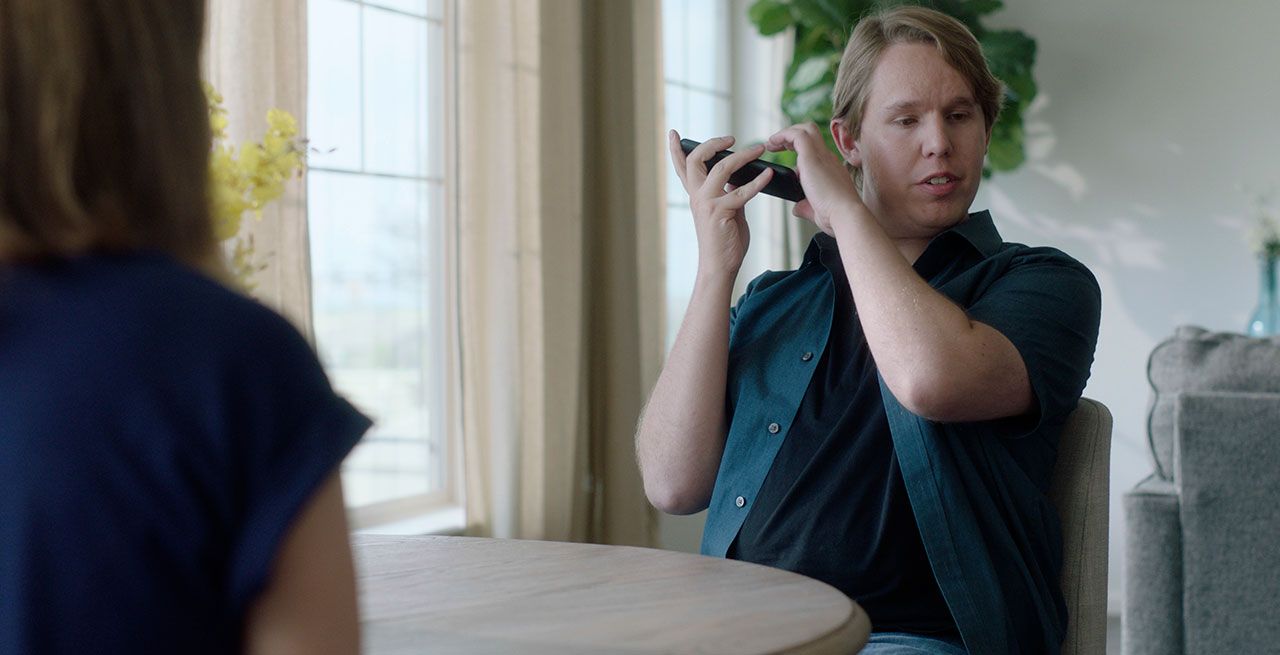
top-left (913, 201), bottom-right (971, 232)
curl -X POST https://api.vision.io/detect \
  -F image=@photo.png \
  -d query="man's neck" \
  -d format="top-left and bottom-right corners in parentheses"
top-left (895, 237), bottom-right (932, 265)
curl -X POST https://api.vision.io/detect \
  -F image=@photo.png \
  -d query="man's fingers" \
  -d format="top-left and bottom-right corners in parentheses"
top-left (667, 130), bottom-right (688, 187)
top-left (792, 198), bottom-right (814, 220)
top-left (766, 123), bottom-right (822, 154)
top-left (705, 143), bottom-right (765, 191)
top-left (729, 167), bottom-right (773, 204)
top-left (686, 135), bottom-right (734, 188)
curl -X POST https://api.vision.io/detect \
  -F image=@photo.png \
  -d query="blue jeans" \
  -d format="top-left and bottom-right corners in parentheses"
top-left (859, 632), bottom-right (967, 654)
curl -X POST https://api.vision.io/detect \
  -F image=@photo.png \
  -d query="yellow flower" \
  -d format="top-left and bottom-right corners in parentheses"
top-left (267, 108), bottom-right (298, 136)
top-left (205, 82), bottom-right (306, 289)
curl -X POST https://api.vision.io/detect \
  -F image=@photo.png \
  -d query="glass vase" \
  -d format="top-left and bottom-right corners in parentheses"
top-left (1247, 253), bottom-right (1280, 336)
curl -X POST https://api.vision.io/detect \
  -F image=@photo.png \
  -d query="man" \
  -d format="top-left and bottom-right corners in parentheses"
top-left (636, 6), bottom-right (1100, 655)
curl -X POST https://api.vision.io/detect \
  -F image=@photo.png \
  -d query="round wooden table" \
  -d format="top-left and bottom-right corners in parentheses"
top-left (354, 535), bottom-right (870, 655)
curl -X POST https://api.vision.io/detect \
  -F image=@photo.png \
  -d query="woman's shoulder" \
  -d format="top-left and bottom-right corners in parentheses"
top-left (1, 251), bottom-right (314, 374)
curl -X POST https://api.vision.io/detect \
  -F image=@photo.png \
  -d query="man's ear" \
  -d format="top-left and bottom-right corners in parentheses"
top-left (830, 118), bottom-right (861, 168)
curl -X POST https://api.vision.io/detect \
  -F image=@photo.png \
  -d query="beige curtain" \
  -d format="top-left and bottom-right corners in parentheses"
top-left (458, 0), bottom-right (662, 546)
top-left (203, 0), bottom-right (313, 336)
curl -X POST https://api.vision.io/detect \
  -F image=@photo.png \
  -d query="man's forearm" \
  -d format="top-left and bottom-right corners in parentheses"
top-left (635, 269), bottom-right (736, 515)
top-left (829, 205), bottom-right (1032, 422)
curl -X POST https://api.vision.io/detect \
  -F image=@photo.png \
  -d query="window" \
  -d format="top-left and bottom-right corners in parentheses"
top-left (662, 0), bottom-right (788, 351)
top-left (306, 0), bottom-right (458, 530)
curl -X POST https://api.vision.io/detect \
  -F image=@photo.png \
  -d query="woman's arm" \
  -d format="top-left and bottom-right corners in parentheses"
top-left (244, 472), bottom-right (360, 655)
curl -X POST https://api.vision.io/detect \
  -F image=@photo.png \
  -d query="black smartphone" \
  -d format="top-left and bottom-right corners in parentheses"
top-left (679, 138), bottom-right (805, 202)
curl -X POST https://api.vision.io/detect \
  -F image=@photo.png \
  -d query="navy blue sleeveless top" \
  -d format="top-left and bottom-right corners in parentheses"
top-left (0, 252), bottom-right (370, 654)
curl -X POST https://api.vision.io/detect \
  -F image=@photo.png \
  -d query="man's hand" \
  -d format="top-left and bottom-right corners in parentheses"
top-left (764, 123), bottom-right (865, 236)
top-left (668, 130), bottom-right (773, 279)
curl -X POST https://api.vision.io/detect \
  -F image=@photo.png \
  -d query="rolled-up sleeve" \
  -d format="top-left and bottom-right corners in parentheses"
top-left (964, 250), bottom-right (1102, 437)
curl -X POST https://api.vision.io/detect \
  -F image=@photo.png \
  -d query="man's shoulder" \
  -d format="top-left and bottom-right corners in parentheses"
top-left (997, 241), bottom-right (1092, 271)
top-left (733, 265), bottom-right (829, 318)
top-left (729, 265), bottom-right (832, 340)
top-left (990, 242), bottom-right (1100, 291)
top-left (740, 268), bottom-right (796, 298)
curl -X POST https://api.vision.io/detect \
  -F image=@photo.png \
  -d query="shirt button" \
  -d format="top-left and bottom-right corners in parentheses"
top-left (767, 422), bottom-right (781, 434)
top-left (735, 496), bottom-right (746, 508)
top-left (801, 351), bottom-right (814, 362)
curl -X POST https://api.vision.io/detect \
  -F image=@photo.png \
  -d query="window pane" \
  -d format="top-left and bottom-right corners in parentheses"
top-left (367, 0), bottom-right (429, 17)
top-left (308, 0), bottom-right (362, 170)
top-left (364, 6), bottom-right (427, 177)
top-left (685, 0), bottom-right (730, 93)
top-left (665, 202), bottom-right (698, 353)
top-left (665, 83), bottom-right (688, 205)
top-left (662, 0), bottom-right (687, 84)
top-left (663, 0), bottom-right (733, 353)
top-left (426, 21), bottom-right (446, 180)
top-left (308, 170), bottom-right (443, 507)
top-left (686, 90), bottom-right (731, 149)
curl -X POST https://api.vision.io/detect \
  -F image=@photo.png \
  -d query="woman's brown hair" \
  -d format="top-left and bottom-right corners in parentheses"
top-left (0, 0), bottom-right (219, 272)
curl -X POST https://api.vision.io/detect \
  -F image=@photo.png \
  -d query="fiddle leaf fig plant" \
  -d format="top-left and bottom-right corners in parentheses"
top-left (748, 0), bottom-right (1037, 177)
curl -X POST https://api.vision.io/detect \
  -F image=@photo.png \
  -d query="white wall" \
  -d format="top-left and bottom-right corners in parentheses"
top-left (659, 0), bottom-right (1280, 616)
top-left (979, 0), bottom-right (1280, 613)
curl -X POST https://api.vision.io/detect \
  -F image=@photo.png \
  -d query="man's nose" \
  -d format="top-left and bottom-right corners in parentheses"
top-left (922, 117), bottom-right (953, 158)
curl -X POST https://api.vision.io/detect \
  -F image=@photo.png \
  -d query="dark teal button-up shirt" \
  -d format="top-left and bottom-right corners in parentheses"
top-left (700, 211), bottom-right (1101, 655)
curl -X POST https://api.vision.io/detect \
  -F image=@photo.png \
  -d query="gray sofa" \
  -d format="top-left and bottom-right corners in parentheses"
top-left (1123, 326), bottom-right (1280, 654)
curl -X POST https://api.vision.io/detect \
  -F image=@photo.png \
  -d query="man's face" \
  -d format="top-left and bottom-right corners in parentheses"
top-left (846, 42), bottom-right (990, 238)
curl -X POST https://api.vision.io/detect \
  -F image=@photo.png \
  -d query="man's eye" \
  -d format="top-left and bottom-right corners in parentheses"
top-left (895, 117), bottom-right (917, 126)
top-left (948, 112), bottom-right (971, 121)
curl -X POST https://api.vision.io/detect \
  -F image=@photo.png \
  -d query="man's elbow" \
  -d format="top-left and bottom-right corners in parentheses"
top-left (891, 374), bottom-right (957, 422)
top-left (644, 479), bottom-right (710, 516)
top-left (892, 368), bottom-right (1033, 424)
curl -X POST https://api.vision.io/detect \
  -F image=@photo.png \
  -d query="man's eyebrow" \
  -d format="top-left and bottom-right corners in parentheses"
top-left (883, 100), bottom-right (920, 114)
top-left (881, 96), bottom-right (977, 114)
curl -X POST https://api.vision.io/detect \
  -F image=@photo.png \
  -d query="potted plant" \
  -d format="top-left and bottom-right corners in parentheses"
top-left (748, 0), bottom-right (1037, 177)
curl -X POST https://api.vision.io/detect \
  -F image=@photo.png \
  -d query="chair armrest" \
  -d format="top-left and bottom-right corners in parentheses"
top-left (1122, 478), bottom-right (1182, 655)
top-left (1174, 391), bottom-right (1280, 653)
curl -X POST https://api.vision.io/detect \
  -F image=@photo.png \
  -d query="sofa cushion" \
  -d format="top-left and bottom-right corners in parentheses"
top-left (1146, 325), bottom-right (1280, 479)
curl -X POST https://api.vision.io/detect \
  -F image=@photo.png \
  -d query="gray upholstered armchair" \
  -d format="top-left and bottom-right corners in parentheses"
top-left (1123, 327), bottom-right (1280, 654)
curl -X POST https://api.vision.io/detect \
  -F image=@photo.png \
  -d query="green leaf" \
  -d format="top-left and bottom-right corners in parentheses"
top-left (986, 116), bottom-right (1025, 171)
top-left (788, 56), bottom-right (832, 91)
top-left (1001, 71), bottom-right (1037, 108)
top-left (761, 149), bottom-right (798, 168)
top-left (982, 30), bottom-right (1037, 108)
top-left (790, 0), bottom-right (852, 29)
top-left (981, 31), bottom-right (1036, 80)
top-left (964, 0), bottom-right (1004, 14)
top-left (784, 87), bottom-right (831, 123)
top-left (748, 0), bottom-right (795, 36)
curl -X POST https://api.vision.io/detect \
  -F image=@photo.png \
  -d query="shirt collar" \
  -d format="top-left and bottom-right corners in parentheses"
top-left (801, 209), bottom-right (1002, 268)
top-left (940, 210), bottom-right (1002, 259)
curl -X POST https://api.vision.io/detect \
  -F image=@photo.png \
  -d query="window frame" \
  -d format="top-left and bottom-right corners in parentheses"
top-left (305, 0), bottom-right (464, 533)
top-left (661, 0), bottom-right (791, 351)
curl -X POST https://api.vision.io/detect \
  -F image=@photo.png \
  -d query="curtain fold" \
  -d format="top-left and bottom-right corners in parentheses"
top-left (458, 0), bottom-right (660, 545)
top-left (203, 0), bottom-right (313, 336)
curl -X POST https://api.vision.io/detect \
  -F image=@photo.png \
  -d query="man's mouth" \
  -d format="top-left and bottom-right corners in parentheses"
top-left (919, 172), bottom-right (959, 185)
top-left (917, 172), bottom-right (961, 197)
